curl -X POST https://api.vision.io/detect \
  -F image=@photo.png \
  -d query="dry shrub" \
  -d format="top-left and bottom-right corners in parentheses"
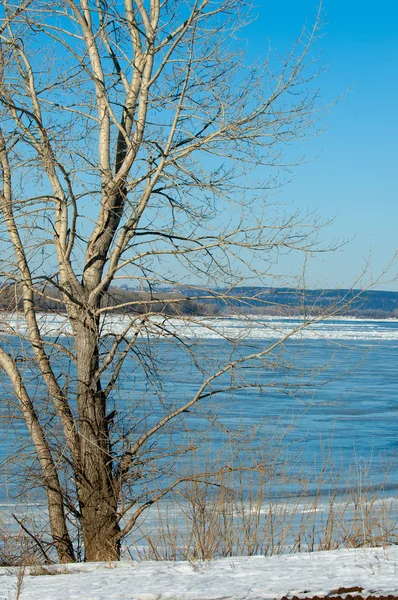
top-left (0, 525), bottom-right (38, 567)
top-left (29, 565), bottom-right (72, 576)
top-left (0, 516), bottom-right (55, 568)
top-left (130, 458), bottom-right (398, 561)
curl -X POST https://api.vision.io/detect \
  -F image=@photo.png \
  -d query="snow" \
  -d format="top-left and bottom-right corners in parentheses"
top-left (2, 547), bottom-right (398, 600)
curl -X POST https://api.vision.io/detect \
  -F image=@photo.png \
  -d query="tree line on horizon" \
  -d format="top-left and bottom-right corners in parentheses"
top-left (0, 282), bottom-right (397, 318)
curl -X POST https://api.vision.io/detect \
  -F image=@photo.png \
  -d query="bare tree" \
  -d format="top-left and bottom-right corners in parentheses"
top-left (0, 0), bottom-right (337, 562)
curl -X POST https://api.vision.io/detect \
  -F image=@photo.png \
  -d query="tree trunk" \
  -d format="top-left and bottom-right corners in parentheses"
top-left (73, 313), bottom-right (121, 561)
top-left (79, 487), bottom-right (121, 561)
top-left (45, 486), bottom-right (76, 563)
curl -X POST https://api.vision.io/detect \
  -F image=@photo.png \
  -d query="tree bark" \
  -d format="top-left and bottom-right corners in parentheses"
top-left (72, 312), bottom-right (121, 561)
top-left (79, 488), bottom-right (121, 561)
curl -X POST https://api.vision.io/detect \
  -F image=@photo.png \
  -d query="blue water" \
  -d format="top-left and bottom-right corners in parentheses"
top-left (1, 317), bottom-right (398, 506)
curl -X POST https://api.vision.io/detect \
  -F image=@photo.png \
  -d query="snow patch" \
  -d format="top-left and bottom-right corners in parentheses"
top-left (2, 547), bottom-right (398, 600)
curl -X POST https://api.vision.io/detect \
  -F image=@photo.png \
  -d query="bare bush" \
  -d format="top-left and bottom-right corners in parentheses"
top-left (131, 460), bottom-right (397, 561)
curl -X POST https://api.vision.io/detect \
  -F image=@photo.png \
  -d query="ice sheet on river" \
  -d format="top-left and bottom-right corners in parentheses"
top-left (1, 313), bottom-right (398, 341)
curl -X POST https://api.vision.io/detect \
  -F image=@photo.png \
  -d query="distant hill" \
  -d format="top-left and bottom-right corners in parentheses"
top-left (174, 287), bottom-right (398, 318)
top-left (1, 283), bottom-right (397, 318)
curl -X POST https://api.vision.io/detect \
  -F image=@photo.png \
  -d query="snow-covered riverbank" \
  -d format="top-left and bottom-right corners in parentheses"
top-left (2, 546), bottom-right (398, 600)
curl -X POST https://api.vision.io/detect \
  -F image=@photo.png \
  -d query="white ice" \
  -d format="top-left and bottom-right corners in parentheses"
top-left (2, 547), bottom-right (398, 600)
top-left (2, 313), bottom-right (398, 341)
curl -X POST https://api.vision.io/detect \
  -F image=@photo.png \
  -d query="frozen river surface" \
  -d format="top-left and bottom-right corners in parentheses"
top-left (0, 315), bottom-right (398, 504)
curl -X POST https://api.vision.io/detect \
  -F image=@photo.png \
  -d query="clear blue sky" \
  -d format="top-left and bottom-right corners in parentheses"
top-left (244, 1), bottom-right (398, 290)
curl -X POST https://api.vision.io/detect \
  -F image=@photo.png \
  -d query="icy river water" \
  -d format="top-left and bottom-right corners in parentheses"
top-left (1, 315), bottom-right (398, 528)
